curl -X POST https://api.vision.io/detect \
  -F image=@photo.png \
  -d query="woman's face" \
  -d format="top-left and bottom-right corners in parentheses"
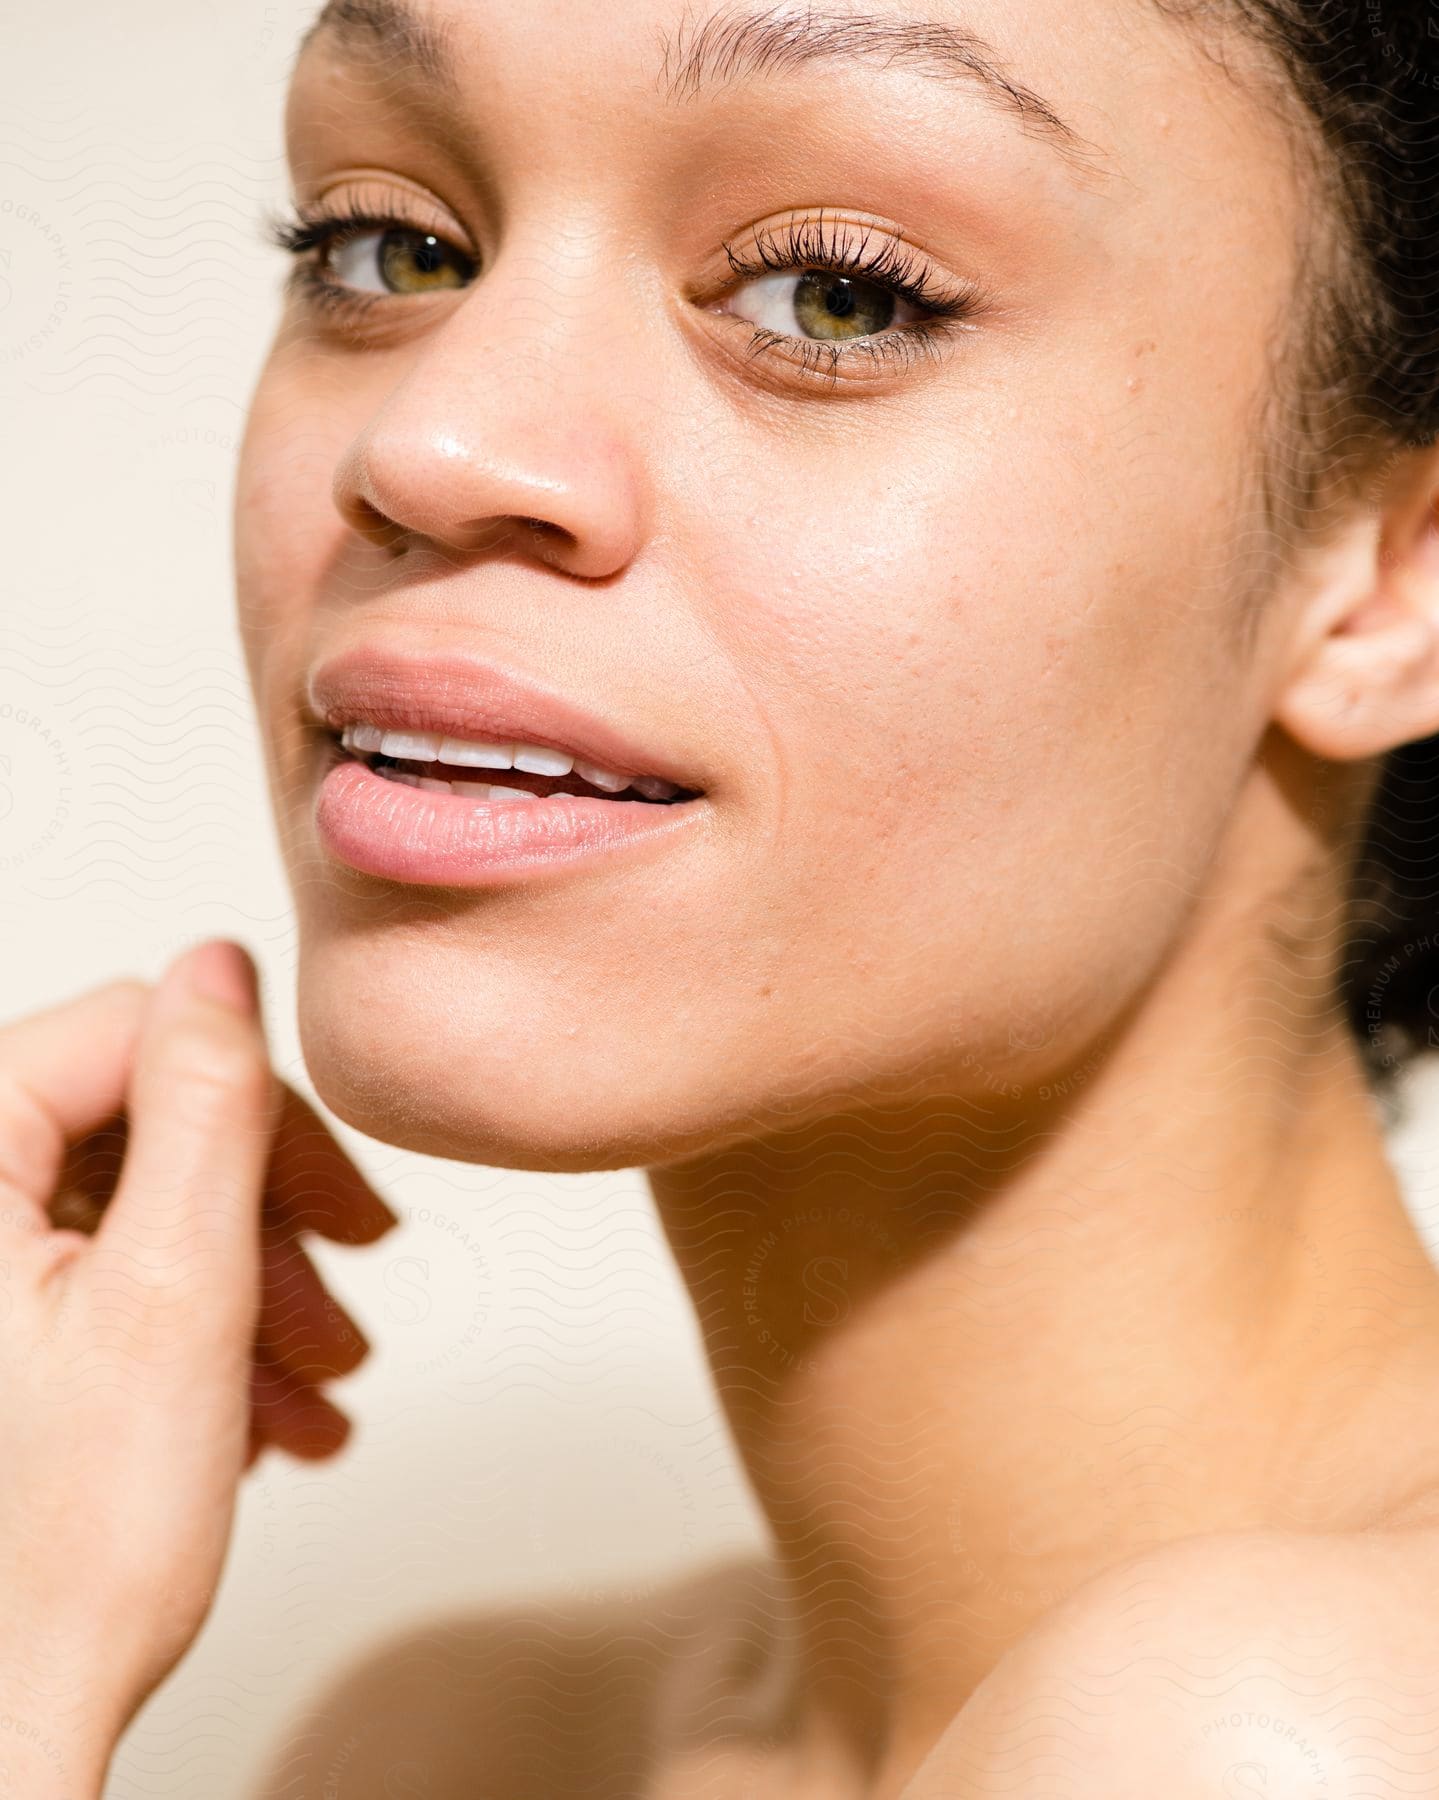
top-left (236, 0), bottom-right (1305, 1170)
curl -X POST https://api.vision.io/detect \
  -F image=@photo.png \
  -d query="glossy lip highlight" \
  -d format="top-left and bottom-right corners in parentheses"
top-left (307, 646), bottom-right (706, 791)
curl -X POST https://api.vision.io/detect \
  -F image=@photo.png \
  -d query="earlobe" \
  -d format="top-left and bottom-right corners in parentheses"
top-left (1273, 474), bottom-right (1439, 764)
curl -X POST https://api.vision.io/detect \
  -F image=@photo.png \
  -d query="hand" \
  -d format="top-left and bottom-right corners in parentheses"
top-left (0, 942), bottom-right (398, 1795)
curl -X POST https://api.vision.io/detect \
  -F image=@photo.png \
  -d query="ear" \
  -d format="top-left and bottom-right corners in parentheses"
top-left (1273, 444), bottom-right (1439, 762)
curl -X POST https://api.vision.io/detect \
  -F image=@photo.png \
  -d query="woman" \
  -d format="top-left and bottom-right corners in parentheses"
top-left (3, 0), bottom-right (1439, 1792)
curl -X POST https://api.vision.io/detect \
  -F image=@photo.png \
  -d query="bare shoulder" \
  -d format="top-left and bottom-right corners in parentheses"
top-left (903, 1519), bottom-right (1439, 1799)
top-left (251, 1555), bottom-right (775, 1800)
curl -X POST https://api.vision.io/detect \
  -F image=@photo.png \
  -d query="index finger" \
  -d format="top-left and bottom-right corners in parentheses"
top-left (99, 941), bottom-right (278, 1313)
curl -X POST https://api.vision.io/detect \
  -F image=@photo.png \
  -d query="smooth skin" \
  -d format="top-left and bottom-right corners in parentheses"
top-left (9, 0), bottom-right (1439, 1790)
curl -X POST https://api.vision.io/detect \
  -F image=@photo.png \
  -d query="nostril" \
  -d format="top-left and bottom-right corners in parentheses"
top-left (343, 494), bottom-right (408, 555)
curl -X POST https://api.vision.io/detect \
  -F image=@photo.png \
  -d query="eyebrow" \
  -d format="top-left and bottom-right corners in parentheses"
top-left (659, 4), bottom-right (1093, 161)
top-left (295, 0), bottom-right (462, 97)
top-left (296, 0), bottom-right (1105, 173)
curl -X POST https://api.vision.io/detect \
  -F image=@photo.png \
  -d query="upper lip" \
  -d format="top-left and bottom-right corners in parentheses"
top-left (307, 646), bottom-right (702, 789)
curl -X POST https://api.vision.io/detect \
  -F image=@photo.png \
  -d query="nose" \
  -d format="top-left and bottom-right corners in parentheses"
top-left (331, 329), bottom-right (648, 581)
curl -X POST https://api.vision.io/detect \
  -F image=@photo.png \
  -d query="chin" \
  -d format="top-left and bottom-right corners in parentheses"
top-left (296, 1009), bottom-right (684, 1174)
top-left (300, 1058), bottom-right (668, 1171)
top-left (291, 932), bottom-right (733, 1173)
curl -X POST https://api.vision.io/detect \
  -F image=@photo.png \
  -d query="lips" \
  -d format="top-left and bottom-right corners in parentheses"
top-left (307, 647), bottom-right (703, 792)
top-left (304, 644), bottom-right (709, 888)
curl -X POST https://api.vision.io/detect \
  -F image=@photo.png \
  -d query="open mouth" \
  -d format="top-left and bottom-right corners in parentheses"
top-left (333, 723), bottom-right (704, 806)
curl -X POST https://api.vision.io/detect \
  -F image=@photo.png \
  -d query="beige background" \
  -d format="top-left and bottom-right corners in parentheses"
top-left (5, 3), bottom-right (1439, 1795)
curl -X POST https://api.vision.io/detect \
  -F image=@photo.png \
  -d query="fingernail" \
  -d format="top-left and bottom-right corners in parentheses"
top-left (178, 941), bottom-right (260, 1016)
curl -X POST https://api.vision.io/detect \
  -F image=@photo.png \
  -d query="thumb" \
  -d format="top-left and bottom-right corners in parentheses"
top-left (97, 942), bottom-right (278, 1340)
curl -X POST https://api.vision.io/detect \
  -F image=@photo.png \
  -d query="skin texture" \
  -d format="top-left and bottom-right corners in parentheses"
top-left (228, 0), bottom-right (1439, 1794)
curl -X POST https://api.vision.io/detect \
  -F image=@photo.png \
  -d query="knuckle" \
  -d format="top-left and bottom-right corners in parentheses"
top-left (158, 1025), bottom-right (271, 1114)
top-left (0, 1068), bottom-right (46, 1142)
top-left (0, 1070), bottom-right (58, 1196)
top-left (98, 975), bottom-right (150, 1012)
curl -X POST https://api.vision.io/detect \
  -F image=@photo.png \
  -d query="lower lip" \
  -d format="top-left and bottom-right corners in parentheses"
top-left (314, 755), bottom-right (705, 887)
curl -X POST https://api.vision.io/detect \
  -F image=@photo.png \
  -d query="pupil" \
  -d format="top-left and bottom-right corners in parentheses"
top-left (824, 277), bottom-right (856, 318)
top-left (411, 234), bottom-right (444, 275)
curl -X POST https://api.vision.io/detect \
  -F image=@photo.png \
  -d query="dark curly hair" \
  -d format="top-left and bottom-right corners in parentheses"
top-left (1161, 2), bottom-right (1439, 1108)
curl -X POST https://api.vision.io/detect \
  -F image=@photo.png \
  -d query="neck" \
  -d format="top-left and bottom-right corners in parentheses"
top-left (647, 825), bottom-right (1439, 1795)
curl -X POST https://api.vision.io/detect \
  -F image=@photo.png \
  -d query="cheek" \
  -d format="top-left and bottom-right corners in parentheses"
top-left (234, 359), bottom-right (357, 804)
top-left (700, 431), bottom-right (1259, 1093)
top-left (234, 358), bottom-right (351, 683)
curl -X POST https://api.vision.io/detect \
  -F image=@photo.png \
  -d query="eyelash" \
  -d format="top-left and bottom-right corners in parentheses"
top-left (716, 211), bottom-right (984, 383)
top-left (263, 200), bottom-right (986, 387)
top-left (264, 200), bottom-right (471, 321)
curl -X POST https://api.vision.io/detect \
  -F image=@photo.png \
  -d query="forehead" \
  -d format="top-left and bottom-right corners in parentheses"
top-left (287, 0), bottom-right (1300, 281)
top-left (297, 0), bottom-right (1085, 121)
top-left (289, 0), bottom-right (1238, 165)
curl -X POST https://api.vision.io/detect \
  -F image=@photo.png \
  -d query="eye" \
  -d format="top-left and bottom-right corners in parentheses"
top-left (326, 225), bottom-right (472, 297)
top-left (264, 201), bottom-right (478, 322)
top-left (703, 212), bottom-right (988, 387)
top-left (724, 267), bottom-right (930, 344)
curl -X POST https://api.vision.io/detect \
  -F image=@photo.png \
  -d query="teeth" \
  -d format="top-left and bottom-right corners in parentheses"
top-left (512, 743), bottom-right (574, 776)
top-left (377, 728), bottom-right (443, 760)
top-left (344, 719), bottom-right (655, 796)
top-left (573, 759), bottom-right (632, 794)
top-left (631, 775), bottom-right (681, 800)
top-left (376, 767), bottom-right (539, 801)
top-left (437, 735), bottom-right (513, 769)
top-left (370, 760), bottom-right (690, 806)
